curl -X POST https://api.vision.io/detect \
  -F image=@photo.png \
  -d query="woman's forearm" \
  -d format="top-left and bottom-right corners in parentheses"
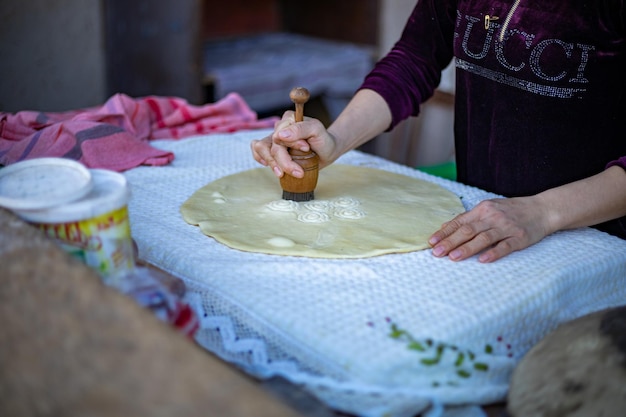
top-left (536, 165), bottom-right (626, 234)
top-left (326, 89), bottom-right (393, 163)
top-left (329, 91), bottom-right (626, 236)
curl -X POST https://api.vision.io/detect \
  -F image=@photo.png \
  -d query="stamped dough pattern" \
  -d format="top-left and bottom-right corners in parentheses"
top-left (266, 197), bottom-right (365, 224)
top-left (265, 199), bottom-right (299, 212)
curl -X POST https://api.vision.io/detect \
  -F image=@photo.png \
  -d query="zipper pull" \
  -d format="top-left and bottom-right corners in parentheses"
top-left (484, 14), bottom-right (499, 30)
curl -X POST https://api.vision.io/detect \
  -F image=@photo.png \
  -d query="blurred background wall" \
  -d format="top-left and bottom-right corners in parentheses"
top-left (0, 0), bottom-right (106, 112)
top-left (0, 0), bottom-right (454, 168)
top-left (2, 0), bottom-right (440, 113)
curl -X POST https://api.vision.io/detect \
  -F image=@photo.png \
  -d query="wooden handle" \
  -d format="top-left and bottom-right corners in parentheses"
top-left (280, 87), bottom-right (319, 199)
top-left (290, 87), bottom-right (310, 122)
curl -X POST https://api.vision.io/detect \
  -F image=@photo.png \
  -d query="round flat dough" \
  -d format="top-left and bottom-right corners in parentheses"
top-left (180, 165), bottom-right (464, 258)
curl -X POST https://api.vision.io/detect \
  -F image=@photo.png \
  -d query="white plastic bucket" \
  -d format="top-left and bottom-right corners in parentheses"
top-left (1, 160), bottom-right (135, 285)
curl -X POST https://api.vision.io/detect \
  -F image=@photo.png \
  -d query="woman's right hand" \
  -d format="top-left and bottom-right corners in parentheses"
top-left (252, 89), bottom-right (393, 178)
top-left (251, 110), bottom-right (338, 179)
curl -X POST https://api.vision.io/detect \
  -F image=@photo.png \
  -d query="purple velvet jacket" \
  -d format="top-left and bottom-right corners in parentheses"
top-left (361, 0), bottom-right (626, 238)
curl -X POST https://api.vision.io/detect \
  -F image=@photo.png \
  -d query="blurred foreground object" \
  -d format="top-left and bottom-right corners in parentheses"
top-left (0, 208), bottom-right (302, 417)
top-left (508, 306), bottom-right (626, 417)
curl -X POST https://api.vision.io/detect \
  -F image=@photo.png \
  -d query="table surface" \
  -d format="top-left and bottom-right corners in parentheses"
top-left (0, 205), bottom-right (510, 416)
top-left (123, 130), bottom-right (626, 417)
top-left (142, 260), bottom-right (511, 417)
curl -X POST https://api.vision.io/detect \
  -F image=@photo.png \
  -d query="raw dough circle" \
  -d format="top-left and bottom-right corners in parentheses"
top-left (180, 165), bottom-right (464, 258)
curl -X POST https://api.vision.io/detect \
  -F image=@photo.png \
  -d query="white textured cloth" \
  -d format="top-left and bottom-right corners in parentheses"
top-left (124, 130), bottom-right (626, 417)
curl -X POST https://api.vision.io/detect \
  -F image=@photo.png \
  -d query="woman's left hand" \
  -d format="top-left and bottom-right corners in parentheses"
top-left (428, 196), bottom-right (551, 263)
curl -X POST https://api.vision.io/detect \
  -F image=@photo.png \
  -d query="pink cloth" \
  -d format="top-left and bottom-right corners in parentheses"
top-left (0, 93), bottom-right (278, 172)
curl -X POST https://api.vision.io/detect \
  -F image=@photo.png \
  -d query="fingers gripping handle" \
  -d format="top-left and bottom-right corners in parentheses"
top-left (280, 87), bottom-right (320, 201)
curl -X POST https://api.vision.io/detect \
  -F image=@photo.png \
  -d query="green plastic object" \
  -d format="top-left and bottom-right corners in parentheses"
top-left (416, 161), bottom-right (457, 181)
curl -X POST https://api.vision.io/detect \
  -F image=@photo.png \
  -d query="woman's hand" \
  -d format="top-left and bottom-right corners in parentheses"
top-left (251, 112), bottom-right (337, 179)
top-left (428, 196), bottom-right (552, 263)
top-left (428, 166), bottom-right (626, 262)
top-left (251, 89), bottom-right (393, 179)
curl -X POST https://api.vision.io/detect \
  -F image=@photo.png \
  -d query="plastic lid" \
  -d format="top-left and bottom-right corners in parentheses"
top-left (0, 158), bottom-right (93, 210)
top-left (15, 169), bottom-right (130, 223)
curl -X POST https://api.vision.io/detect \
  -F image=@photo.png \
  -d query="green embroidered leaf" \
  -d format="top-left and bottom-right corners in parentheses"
top-left (454, 352), bottom-right (465, 367)
top-left (421, 357), bottom-right (440, 366)
top-left (457, 369), bottom-right (471, 378)
top-left (389, 324), bottom-right (406, 339)
top-left (421, 344), bottom-right (445, 365)
top-left (474, 362), bottom-right (489, 372)
top-left (408, 341), bottom-right (426, 351)
top-left (384, 320), bottom-right (499, 380)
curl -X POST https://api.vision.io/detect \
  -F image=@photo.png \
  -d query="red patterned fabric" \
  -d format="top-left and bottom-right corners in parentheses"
top-left (0, 93), bottom-right (277, 172)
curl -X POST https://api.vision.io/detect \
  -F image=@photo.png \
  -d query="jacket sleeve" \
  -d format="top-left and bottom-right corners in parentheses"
top-left (359, 0), bottom-right (457, 130)
top-left (607, 156), bottom-right (626, 171)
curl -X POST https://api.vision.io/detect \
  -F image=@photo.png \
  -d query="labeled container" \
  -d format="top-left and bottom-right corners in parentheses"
top-left (0, 158), bottom-right (135, 286)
